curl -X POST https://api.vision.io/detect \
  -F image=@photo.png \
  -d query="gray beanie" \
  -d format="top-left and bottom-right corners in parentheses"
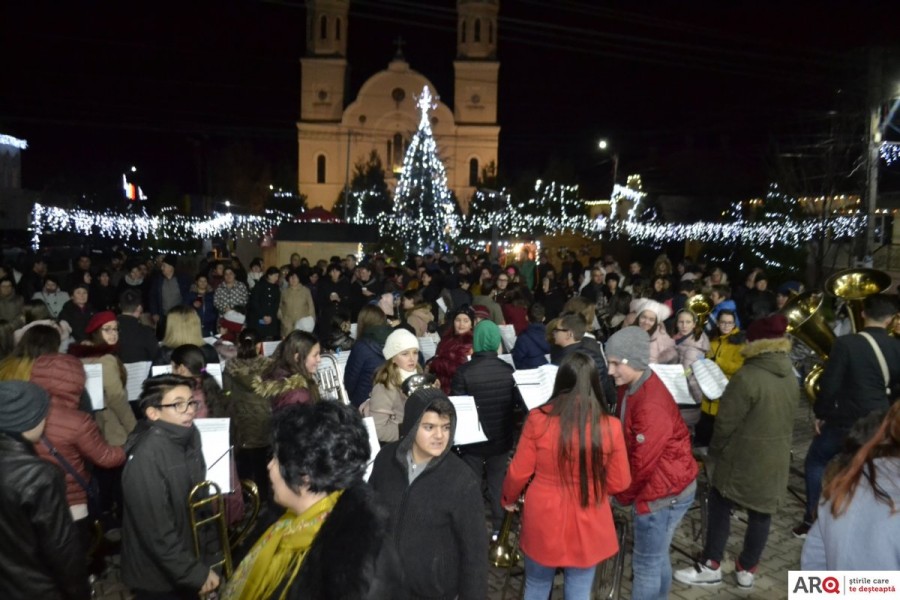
top-left (0, 381), bottom-right (50, 434)
top-left (383, 328), bottom-right (420, 360)
top-left (605, 326), bottom-right (650, 371)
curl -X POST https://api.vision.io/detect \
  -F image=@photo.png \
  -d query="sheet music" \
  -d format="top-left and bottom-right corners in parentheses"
top-left (436, 297), bottom-right (448, 315)
top-left (350, 323), bottom-right (357, 340)
top-left (498, 353), bottom-right (515, 367)
top-left (692, 358), bottom-right (729, 400)
top-left (649, 364), bottom-right (695, 405)
top-left (448, 395), bottom-right (489, 446)
top-left (498, 324), bottom-right (517, 353)
top-left (202, 336), bottom-right (217, 346)
top-left (151, 365), bottom-right (171, 376)
top-left (418, 336), bottom-right (437, 362)
top-left (205, 363), bottom-right (223, 388)
top-left (331, 351), bottom-right (351, 379)
top-left (262, 341), bottom-right (280, 357)
top-left (363, 416), bottom-right (380, 482)
top-left (83, 364), bottom-right (104, 411)
top-left (123, 361), bottom-right (152, 402)
top-left (195, 418), bottom-right (232, 493)
top-left (513, 364), bottom-right (559, 410)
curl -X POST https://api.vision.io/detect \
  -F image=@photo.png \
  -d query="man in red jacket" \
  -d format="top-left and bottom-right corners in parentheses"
top-left (606, 326), bottom-right (698, 600)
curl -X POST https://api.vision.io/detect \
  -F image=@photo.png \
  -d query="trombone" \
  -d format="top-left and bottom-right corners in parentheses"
top-left (188, 478), bottom-right (262, 581)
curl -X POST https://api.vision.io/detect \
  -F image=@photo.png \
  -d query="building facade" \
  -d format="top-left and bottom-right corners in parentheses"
top-left (297, 0), bottom-right (500, 213)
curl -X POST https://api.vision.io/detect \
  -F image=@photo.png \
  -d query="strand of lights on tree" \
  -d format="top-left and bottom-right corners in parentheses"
top-left (0, 134), bottom-right (28, 150)
top-left (881, 141), bottom-right (900, 165)
top-left (388, 86), bottom-right (460, 254)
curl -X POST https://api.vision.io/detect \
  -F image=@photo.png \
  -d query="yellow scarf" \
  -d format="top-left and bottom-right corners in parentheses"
top-left (222, 490), bottom-right (342, 600)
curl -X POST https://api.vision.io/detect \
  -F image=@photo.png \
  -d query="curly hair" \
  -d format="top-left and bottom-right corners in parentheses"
top-left (273, 402), bottom-right (370, 494)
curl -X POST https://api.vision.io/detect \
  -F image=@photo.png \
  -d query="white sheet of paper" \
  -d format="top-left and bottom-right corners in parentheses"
top-left (204, 363), bottom-right (223, 388)
top-left (202, 336), bottom-right (217, 346)
top-left (262, 341), bottom-right (280, 357)
top-left (83, 364), bottom-right (104, 411)
top-left (331, 351), bottom-right (351, 378)
top-left (151, 365), bottom-right (171, 376)
top-left (436, 297), bottom-right (448, 315)
top-left (498, 324), bottom-right (517, 353)
top-left (448, 395), bottom-right (489, 446)
top-left (350, 323), bottom-right (357, 340)
top-left (418, 336), bottom-right (437, 362)
top-left (498, 353), bottom-right (515, 367)
top-left (363, 416), bottom-right (380, 482)
top-left (691, 358), bottom-right (729, 400)
top-left (649, 364), bottom-right (695, 405)
top-left (124, 361), bottom-right (152, 402)
top-left (513, 364), bottom-right (559, 410)
top-left (195, 418), bottom-right (232, 493)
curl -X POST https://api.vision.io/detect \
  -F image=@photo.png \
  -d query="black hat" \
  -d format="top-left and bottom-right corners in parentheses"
top-left (162, 254), bottom-right (178, 268)
top-left (0, 381), bottom-right (50, 434)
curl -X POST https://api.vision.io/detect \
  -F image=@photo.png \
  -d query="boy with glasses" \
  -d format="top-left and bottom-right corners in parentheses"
top-left (121, 374), bottom-right (220, 599)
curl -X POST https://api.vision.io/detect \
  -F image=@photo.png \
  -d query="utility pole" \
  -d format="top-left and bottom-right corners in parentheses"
top-left (863, 48), bottom-right (882, 265)
top-left (343, 129), bottom-right (352, 222)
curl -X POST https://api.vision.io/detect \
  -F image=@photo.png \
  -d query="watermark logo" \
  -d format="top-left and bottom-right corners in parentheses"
top-left (789, 572), bottom-right (899, 598)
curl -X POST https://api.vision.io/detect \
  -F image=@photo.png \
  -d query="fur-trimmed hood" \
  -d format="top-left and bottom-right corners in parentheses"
top-left (741, 336), bottom-right (792, 359)
top-left (251, 371), bottom-right (309, 399)
top-left (224, 355), bottom-right (271, 387)
top-left (67, 341), bottom-right (119, 359)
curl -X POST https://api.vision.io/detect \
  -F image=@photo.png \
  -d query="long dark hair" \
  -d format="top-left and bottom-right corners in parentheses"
top-left (171, 344), bottom-right (225, 416)
top-left (265, 330), bottom-right (320, 399)
top-left (543, 351), bottom-right (609, 507)
top-left (823, 402), bottom-right (900, 518)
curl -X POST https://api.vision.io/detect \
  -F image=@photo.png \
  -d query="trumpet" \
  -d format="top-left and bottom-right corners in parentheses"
top-left (490, 503), bottom-right (522, 569)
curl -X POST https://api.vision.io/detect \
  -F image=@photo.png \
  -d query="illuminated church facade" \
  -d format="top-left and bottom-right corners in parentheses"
top-left (297, 0), bottom-right (500, 213)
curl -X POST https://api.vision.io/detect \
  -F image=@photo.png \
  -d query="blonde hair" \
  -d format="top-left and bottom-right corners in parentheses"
top-left (372, 357), bottom-right (422, 390)
top-left (162, 305), bottom-right (205, 348)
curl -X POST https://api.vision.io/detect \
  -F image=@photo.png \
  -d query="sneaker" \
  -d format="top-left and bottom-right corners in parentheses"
top-left (735, 560), bottom-right (756, 589)
top-left (792, 521), bottom-right (812, 539)
top-left (674, 559), bottom-right (722, 586)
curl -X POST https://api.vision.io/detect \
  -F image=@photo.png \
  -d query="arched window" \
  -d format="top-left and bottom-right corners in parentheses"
top-left (392, 133), bottom-right (404, 170)
top-left (474, 19), bottom-right (481, 43)
top-left (461, 20), bottom-right (467, 43)
top-left (336, 17), bottom-right (341, 40)
top-left (319, 16), bottom-right (328, 40)
top-left (489, 21), bottom-right (494, 44)
top-left (469, 158), bottom-right (479, 186)
top-left (316, 155), bottom-right (326, 184)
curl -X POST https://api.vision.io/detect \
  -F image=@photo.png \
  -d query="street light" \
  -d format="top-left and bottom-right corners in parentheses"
top-left (597, 138), bottom-right (619, 190)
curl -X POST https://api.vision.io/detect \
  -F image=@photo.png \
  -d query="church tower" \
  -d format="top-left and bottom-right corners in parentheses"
top-left (299, 0), bottom-right (349, 122)
top-left (454, 0), bottom-right (499, 126)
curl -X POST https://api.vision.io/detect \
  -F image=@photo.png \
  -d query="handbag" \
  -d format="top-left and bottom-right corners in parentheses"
top-left (40, 435), bottom-right (102, 518)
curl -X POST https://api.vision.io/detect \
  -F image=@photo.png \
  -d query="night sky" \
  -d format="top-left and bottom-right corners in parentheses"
top-left (3, 1), bottom-right (899, 210)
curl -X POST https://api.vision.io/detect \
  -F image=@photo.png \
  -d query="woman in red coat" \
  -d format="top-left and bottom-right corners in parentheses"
top-left (427, 305), bottom-right (474, 394)
top-left (501, 351), bottom-right (631, 600)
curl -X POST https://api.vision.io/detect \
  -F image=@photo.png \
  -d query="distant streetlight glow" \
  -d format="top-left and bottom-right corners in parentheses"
top-left (224, 200), bottom-right (231, 208)
top-left (130, 166), bottom-right (137, 172)
top-left (598, 139), bottom-right (609, 150)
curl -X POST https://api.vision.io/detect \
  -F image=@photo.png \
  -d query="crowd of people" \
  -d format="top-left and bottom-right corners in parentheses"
top-left (0, 245), bottom-right (898, 599)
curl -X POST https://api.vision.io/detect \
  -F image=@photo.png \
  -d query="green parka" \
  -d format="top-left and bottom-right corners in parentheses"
top-left (709, 336), bottom-right (798, 514)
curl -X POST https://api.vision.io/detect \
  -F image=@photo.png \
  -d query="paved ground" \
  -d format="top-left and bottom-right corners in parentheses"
top-left (93, 397), bottom-right (816, 599)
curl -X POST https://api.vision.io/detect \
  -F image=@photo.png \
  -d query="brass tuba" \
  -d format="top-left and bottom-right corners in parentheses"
top-left (685, 294), bottom-right (713, 335)
top-left (825, 268), bottom-right (893, 333)
top-left (189, 478), bottom-right (261, 581)
top-left (780, 291), bottom-right (834, 401)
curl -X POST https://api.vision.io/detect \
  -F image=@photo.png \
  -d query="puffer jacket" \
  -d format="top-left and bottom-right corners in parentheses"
top-left (649, 327), bottom-right (678, 364)
top-left (67, 343), bottom-right (136, 447)
top-left (223, 356), bottom-right (272, 449)
top-left (428, 332), bottom-right (473, 394)
top-left (31, 354), bottom-right (125, 508)
top-left (614, 371), bottom-right (698, 514)
top-left (0, 433), bottom-right (90, 600)
top-left (704, 329), bottom-right (746, 416)
top-left (343, 326), bottom-right (391, 408)
top-left (450, 351), bottom-right (518, 456)
top-left (512, 323), bottom-right (550, 370)
top-left (710, 337), bottom-right (798, 514)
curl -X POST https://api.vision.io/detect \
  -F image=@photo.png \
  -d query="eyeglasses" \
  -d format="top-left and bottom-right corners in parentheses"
top-left (154, 400), bottom-right (200, 414)
top-left (553, 328), bottom-right (570, 334)
top-left (497, 277), bottom-right (509, 283)
top-left (101, 326), bottom-right (119, 333)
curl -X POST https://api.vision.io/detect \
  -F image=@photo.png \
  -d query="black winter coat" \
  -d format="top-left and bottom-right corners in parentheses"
top-left (0, 433), bottom-right (90, 600)
top-left (368, 391), bottom-right (488, 600)
top-left (552, 338), bottom-right (617, 410)
top-left (815, 327), bottom-right (900, 427)
top-left (121, 420), bottom-right (211, 594)
top-left (286, 483), bottom-right (405, 600)
top-left (117, 314), bottom-right (161, 364)
top-left (451, 351), bottom-right (518, 456)
top-left (246, 279), bottom-right (281, 340)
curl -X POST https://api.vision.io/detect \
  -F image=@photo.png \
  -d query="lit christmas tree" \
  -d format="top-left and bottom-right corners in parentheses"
top-left (387, 86), bottom-right (460, 254)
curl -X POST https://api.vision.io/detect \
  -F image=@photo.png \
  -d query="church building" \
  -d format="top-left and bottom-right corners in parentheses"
top-left (297, 0), bottom-right (500, 213)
